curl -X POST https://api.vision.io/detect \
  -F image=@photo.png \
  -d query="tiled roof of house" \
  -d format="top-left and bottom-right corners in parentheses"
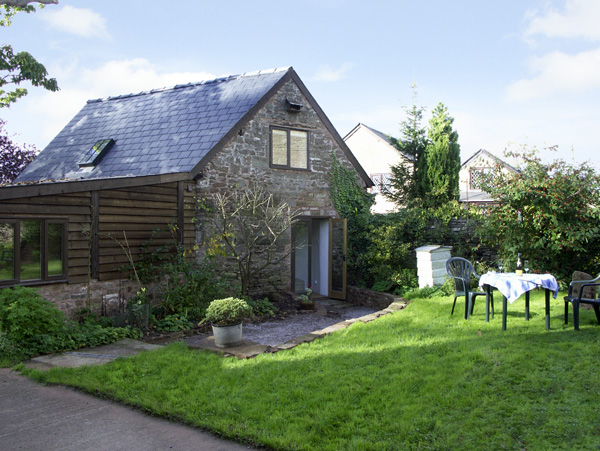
top-left (15, 68), bottom-right (291, 183)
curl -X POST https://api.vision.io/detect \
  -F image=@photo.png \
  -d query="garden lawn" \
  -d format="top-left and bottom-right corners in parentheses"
top-left (23, 290), bottom-right (600, 450)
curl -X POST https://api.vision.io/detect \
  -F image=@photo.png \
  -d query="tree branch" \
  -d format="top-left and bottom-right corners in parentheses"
top-left (0, 1), bottom-right (58, 6)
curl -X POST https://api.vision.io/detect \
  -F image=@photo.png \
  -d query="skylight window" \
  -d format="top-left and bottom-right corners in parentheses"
top-left (78, 139), bottom-right (114, 168)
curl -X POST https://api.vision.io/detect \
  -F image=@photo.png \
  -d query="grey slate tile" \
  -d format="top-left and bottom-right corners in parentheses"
top-left (16, 68), bottom-right (290, 183)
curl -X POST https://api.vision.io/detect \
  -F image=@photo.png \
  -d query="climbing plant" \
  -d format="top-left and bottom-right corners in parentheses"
top-left (329, 153), bottom-right (374, 285)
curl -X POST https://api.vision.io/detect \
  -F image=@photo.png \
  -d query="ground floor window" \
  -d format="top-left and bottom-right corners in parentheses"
top-left (0, 218), bottom-right (67, 285)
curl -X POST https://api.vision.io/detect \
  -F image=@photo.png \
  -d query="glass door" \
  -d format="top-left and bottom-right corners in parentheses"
top-left (329, 218), bottom-right (347, 300)
top-left (292, 220), bottom-right (310, 293)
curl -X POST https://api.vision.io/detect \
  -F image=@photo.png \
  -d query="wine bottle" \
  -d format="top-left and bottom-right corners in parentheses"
top-left (516, 253), bottom-right (523, 276)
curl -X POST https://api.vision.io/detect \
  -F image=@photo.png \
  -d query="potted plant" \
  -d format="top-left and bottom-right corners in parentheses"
top-left (204, 297), bottom-right (253, 348)
top-left (298, 285), bottom-right (314, 310)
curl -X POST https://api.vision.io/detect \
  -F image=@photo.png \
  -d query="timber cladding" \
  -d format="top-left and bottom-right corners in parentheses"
top-left (0, 180), bottom-right (196, 286)
top-left (97, 182), bottom-right (195, 281)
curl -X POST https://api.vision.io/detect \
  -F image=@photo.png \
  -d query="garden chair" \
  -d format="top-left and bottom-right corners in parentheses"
top-left (446, 257), bottom-right (491, 320)
top-left (564, 271), bottom-right (600, 331)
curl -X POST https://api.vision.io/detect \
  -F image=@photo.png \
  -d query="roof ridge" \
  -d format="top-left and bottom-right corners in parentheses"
top-left (87, 67), bottom-right (291, 104)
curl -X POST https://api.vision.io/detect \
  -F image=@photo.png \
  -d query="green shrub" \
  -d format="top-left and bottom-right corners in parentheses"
top-left (132, 226), bottom-right (234, 320)
top-left (440, 276), bottom-right (456, 296)
top-left (0, 286), bottom-right (65, 342)
top-left (0, 332), bottom-right (26, 366)
top-left (476, 147), bottom-right (600, 283)
top-left (204, 297), bottom-right (253, 326)
top-left (0, 286), bottom-right (140, 361)
top-left (156, 313), bottom-right (193, 333)
top-left (246, 297), bottom-right (276, 316)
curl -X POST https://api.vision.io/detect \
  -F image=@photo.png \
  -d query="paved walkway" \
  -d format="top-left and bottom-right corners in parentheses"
top-left (0, 368), bottom-right (256, 451)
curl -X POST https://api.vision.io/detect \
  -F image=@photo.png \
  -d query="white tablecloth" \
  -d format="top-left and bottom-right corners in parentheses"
top-left (479, 272), bottom-right (559, 303)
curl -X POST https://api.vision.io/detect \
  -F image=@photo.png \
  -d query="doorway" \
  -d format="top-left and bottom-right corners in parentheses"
top-left (292, 218), bottom-right (346, 299)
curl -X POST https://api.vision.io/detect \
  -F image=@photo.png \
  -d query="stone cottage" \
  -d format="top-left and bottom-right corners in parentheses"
top-left (0, 67), bottom-right (372, 315)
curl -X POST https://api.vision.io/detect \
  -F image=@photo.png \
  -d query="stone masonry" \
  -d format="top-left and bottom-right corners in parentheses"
top-left (195, 79), bottom-right (366, 294)
top-left (34, 279), bottom-right (141, 318)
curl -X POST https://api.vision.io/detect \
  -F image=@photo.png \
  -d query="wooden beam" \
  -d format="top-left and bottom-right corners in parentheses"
top-left (91, 191), bottom-right (99, 279)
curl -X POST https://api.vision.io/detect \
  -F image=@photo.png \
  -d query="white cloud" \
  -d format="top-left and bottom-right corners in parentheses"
top-left (40, 5), bottom-right (109, 39)
top-left (312, 63), bottom-right (355, 82)
top-left (78, 59), bottom-right (216, 99)
top-left (506, 47), bottom-right (600, 101)
top-left (526, 0), bottom-right (600, 41)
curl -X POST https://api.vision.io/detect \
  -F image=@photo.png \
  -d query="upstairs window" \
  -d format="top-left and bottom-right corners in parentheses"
top-left (270, 127), bottom-right (309, 170)
top-left (370, 173), bottom-right (392, 194)
top-left (0, 219), bottom-right (67, 285)
top-left (470, 167), bottom-right (492, 190)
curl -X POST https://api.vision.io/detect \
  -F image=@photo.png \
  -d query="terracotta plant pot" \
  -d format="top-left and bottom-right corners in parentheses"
top-left (211, 323), bottom-right (243, 348)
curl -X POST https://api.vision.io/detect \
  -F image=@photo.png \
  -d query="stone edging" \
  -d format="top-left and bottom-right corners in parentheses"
top-left (188, 298), bottom-right (409, 359)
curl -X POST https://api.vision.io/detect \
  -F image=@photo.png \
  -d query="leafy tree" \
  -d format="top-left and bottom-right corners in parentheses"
top-left (0, 1), bottom-right (59, 107)
top-left (423, 102), bottom-right (461, 207)
top-left (386, 93), bottom-right (428, 206)
top-left (1, 1), bottom-right (57, 7)
top-left (0, 118), bottom-right (36, 184)
top-left (476, 146), bottom-right (600, 283)
top-left (363, 201), bottom-right (466, 292)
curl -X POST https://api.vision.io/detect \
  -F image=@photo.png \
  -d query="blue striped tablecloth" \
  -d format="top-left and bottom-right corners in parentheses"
top-left (479, 272), bottom-right (559, 303)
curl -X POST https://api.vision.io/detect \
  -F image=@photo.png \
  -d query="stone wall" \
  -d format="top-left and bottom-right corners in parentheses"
top-left (195, 79), bottom-right (365, 294)
top-left (346, 285), bottom-right (396, 310)
top-left (448, 217), bottom-right (498, 262)
top-left (34, 279), bottom-right (141, 318)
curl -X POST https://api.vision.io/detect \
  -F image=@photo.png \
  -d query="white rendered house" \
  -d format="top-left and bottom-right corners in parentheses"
top-left (343, 123), bottom-right (413, 213)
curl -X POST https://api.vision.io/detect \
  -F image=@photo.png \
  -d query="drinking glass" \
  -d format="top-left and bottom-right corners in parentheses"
top-left (524, 260), bottom-right (530, 274)
top-left (498, 259), bottom-right (504, 273)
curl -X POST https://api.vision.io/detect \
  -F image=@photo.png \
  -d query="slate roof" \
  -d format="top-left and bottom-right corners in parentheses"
top-left (15, 68), bottom-right (291, 183)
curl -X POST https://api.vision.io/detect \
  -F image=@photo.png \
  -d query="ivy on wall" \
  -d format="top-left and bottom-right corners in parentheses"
top-left (329, 153), bottom-right (374, 285)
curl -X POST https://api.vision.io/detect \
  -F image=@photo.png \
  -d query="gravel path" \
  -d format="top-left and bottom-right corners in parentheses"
top-left (240, 305), bottom-right (377, 347)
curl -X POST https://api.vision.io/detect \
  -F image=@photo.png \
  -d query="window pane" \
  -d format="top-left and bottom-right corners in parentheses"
top-left (272, 129), bottom-right (288, 166)
top-left (290, 130), bottom-right (307, 169)
top-left (20, 220), bottom-right (41, 280)
top-left (0, 223), bottom-right (14, 281)
top-left (48, 223), bottom-right (64, 276)
top-left (293, 222), bottom-right (309, 293)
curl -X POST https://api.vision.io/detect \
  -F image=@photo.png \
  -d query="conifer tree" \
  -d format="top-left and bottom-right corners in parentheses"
top-left (422, 102), bottom-right (461, 207)
top-left (386, 88), bottom-right (427, 206)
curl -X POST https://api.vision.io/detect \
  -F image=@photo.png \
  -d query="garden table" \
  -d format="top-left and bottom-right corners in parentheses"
top-left (479, 272), bottom-right (559, 331)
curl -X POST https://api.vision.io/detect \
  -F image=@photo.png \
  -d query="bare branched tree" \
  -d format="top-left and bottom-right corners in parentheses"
top-left (199, 185), bottom-right (299, 296)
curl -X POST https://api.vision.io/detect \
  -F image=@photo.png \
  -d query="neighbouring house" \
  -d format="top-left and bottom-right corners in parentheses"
top-left (459, 149), bottom-right (518, 204)
top-left (0, 67), bottom-right (372, 316)
top-left (343, 123), bottom-right (412, 213)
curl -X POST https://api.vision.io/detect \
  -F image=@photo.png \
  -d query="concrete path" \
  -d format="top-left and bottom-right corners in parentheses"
top-left (25, 338), bottom-right (163, 370)
top-left (0, 368), bottom-right (256, 451)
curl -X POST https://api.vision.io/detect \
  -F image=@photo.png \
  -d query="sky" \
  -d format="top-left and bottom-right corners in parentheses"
top-left (2, 0), bottom-right (600, 167)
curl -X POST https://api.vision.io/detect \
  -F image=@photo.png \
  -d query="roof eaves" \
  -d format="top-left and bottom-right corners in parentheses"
top-left (0, 172), bottom-right (190, 200)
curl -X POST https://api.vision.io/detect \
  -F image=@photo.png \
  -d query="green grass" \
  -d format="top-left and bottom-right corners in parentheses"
top-left (23, 291), bottom-right (600, 450)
